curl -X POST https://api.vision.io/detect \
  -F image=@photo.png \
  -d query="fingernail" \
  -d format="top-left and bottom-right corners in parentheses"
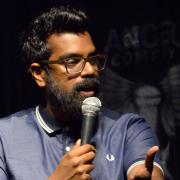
top-left (76, 139), bottom-right (81, 145)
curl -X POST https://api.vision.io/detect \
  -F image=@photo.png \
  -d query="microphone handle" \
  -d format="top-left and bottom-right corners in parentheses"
top-left (81, 115), bottom-right (96, 145)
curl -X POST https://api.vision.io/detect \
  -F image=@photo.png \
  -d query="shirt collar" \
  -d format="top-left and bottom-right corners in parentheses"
top-left (35, 105), bottom-right (63, 134)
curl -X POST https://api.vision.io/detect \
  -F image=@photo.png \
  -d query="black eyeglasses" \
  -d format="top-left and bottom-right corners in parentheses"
top-left (40, 54), bottom-right (108, 75)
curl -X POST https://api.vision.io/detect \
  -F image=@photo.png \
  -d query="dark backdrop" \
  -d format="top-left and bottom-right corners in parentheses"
top-left (0, 1), bottom-right (179, 179)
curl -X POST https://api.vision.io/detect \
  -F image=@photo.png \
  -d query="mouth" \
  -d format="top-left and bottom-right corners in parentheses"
top-left (74, 78), bottom-right (100, 98)
top-left (77, 85), bottom-right (96, 97)
top-left (78, 89), bottom-right (95, 97)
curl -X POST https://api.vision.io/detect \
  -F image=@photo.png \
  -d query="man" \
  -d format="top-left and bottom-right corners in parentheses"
top-left (0, 6), bottom-right (164, 180)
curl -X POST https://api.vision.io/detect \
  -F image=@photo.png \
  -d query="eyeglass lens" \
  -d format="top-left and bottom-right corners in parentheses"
top-left (66, 55), bottom-right (106, 74)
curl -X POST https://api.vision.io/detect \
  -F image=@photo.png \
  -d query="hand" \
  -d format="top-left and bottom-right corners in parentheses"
top-left (48, 139), bottom-right (96, 180)
top-left (127, 146), bottom-right (164, 180)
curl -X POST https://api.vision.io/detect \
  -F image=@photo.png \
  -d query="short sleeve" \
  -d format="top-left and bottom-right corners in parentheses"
top-left (124, 115), bottom-right (161, 172)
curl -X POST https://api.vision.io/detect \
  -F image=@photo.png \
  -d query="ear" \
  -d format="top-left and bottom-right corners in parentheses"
top-left (29, 63), bottom-right (46, 87)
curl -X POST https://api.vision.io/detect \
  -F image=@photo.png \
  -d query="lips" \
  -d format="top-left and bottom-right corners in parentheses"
top-left (79, 90), bottom-right (95, 97)
top-left (73, 78), bottom-right (100, 97)
top-left (78, 86), bottom-right (96, 97)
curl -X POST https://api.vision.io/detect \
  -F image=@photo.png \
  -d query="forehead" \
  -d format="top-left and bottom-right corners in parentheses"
top-left (47, 32), bottom-right (96, 57)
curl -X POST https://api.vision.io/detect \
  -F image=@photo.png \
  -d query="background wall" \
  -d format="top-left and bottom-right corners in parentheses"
top-left (0, 1), bottom-right (179, 179)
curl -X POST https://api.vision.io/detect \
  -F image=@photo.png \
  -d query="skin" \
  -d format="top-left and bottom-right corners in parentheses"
top-left (127, 146), bottom-right (164, 180)
top-left (30, 31), bottom-right (164, 180)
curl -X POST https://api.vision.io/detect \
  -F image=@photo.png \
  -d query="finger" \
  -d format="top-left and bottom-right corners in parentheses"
top-left (145, 146), bottom-right (159, 173)
top-left (78, 150), bottom-right (96, 164)
top-left (75, 139), bottom-right (81, 146)
top-left (69, 139), bottom-right (81, 152)
top-left (79, 173), bottom-right (91, 180)
top-left (66, 150), bottom-right (95, 168)
top-left (76, 164), bottom-right (95, 175)
top-left (70, 144), bottom-right (96, 157)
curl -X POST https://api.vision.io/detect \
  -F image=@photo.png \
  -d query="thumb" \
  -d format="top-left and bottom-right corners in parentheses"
top-left (69, 139), bottom-right (81, 151)
top-left (75, 139), bottom-right (81, 146)
top-left (145, 146), bottom-right (159, 173)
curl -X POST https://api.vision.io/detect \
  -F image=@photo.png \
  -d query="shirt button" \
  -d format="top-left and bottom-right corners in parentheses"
top-left (65, 146), bottom-right (71, 152)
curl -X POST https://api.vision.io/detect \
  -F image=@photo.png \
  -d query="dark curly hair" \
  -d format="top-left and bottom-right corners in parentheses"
top-left (20, 6), bottom-right (89, 67)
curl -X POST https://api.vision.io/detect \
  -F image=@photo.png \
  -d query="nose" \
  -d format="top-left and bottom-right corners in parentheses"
top-left (80, 61), bottom-right (97, 77)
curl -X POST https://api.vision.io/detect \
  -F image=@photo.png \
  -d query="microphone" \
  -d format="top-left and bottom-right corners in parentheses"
top-left (81, 97), bottom-right (102, 145)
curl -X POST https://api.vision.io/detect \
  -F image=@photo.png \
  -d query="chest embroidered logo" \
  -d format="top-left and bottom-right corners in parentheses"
top-left (106, 154), bottom-right (115, 161)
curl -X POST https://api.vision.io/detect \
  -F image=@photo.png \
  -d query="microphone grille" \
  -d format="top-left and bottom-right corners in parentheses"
top-left (82, 97), bottom-right (102, 116)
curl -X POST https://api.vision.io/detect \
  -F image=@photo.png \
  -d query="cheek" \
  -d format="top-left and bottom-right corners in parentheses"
top-left (53, 74), bottom-right (77, 93)
top-left (49, 66), bottom-right (69, 88)
top-left (62, 80), bottom-right (75, 93)
top-left (48, 66), bottom-right (80, 93)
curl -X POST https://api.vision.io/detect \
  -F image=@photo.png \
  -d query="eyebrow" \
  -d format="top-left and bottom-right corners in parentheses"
top-left (57, 51), bottom-right (97, 60)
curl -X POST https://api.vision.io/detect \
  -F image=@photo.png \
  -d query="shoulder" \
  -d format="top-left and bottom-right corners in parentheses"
top-left (98, 108), bottom-right (154, 141)
top-left (99, 108), bottom-right (145, 128)
top-left (0, 108), bottom-right (36, 136)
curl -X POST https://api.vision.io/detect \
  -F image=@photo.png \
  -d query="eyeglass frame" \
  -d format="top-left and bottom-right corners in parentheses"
top-left (40, 53), bottom-right (108, 75)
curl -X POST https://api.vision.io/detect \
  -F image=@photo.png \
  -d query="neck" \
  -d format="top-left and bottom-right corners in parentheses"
top-left (45, 102), bottom-right (82, 132)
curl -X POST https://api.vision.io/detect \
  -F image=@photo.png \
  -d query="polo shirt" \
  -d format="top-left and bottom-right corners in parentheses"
top-left (0, 106), bottom-right (163, 179)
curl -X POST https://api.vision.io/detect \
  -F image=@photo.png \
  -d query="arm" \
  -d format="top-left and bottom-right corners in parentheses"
top-left (127, 146), bottom-right (164, 180)
top-left (48, 139), bottom-right (95, 180)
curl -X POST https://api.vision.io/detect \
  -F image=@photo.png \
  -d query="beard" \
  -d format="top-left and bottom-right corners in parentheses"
top-left (45, 74), bottom-right (101, 121)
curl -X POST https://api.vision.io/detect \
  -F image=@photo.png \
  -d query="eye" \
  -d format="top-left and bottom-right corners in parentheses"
top-left (66, 57), bottom-right (82, 65)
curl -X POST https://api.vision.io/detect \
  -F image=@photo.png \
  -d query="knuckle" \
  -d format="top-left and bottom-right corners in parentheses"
top-left (80, 174), bottom-right (91, 180)
top-left (71, 157), bottom-right (80, 167)
top-left (60, 158), bottom-right (68, 168)
top-left (87, 151), bottom-right (96, 160)
top-left (76, 166), bottom-right (84, 174)
top-left (86, 144), bottom-right (95, 150)
top-left (63, 153), bottom-right (80, 167)
top-left (90, 151), bottom-right (96, 157)
top-left (67, 151), bottom-right (73, 158)
top-left (89, 163), bottom-right (95, 170)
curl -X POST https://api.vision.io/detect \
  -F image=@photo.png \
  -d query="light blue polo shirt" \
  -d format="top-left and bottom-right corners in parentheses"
top-left (0, 106), bottom-right (163, 179)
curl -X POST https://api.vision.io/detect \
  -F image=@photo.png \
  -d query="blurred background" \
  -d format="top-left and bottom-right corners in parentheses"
top-left (0, 1), bottom-right (179, 179)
